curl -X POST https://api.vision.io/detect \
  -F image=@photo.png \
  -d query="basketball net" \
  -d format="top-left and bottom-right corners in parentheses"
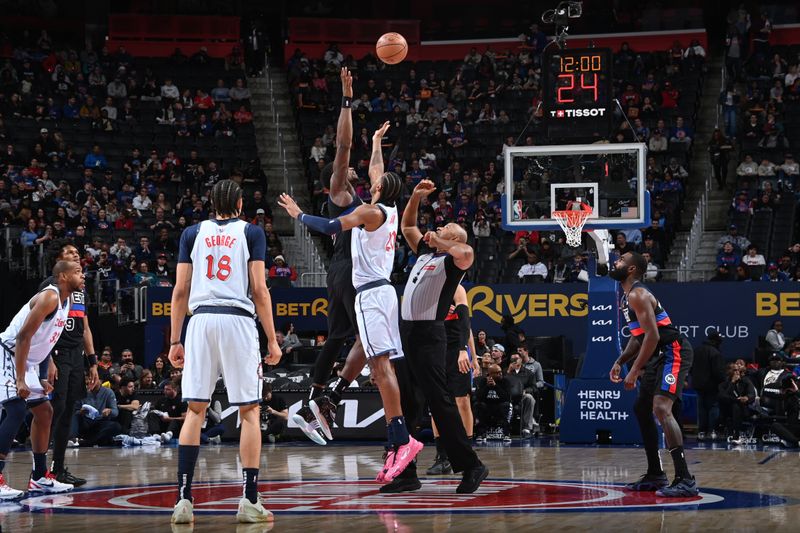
top-left (552, 204), bottom-right (592, 248)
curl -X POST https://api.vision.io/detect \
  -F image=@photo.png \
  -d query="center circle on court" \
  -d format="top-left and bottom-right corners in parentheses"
top-left (18, 479), bottom-right (788, 514)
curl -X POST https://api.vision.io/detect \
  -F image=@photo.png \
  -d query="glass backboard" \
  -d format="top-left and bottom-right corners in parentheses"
top-left (501, 143), bottom-right (649, 231)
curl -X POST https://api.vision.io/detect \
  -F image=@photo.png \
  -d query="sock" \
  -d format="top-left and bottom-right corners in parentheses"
top-left (32, 452), bottom-right (47, 479)
top-left (328, 377), bottom-right (351, 405)
top-left (669, 446), bottom-right (691, 480)
top-left (435, 436), bottom-right (449, 460)
top-left (177, 445), bottom-right (200, 502)
top-left (0, 459), bottom-right (5, 473)
top-left (645, 445), bottom-right (663, 476)
top-left (242, 468), bottom-right (259, 504)
top-left (308, 385), bottom-right (324, 402)
top-left (389, 416), bottom-right (410, 447)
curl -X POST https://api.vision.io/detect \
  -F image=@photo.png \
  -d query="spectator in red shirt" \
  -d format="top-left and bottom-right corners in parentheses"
top-left (660, 81), bottom-right (679, 109)
top-left (114, 209), bottom-right (134, 230)
top-left (268, 255), bottom-right (298, 286)
top-left (234, 105), bottom-right (253, 124)
top-left (193, 89), bottom-right (213, 110)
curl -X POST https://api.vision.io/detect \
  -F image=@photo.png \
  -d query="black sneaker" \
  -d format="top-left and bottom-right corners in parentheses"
top-left (55, 467), bottom-right (86, 487)
top-left (426, 454), bottom-right (453, 475)
top-left (309, 395), bottom-right (337, 441)
top-left (456, 463), bottom-right (488, 494)
top-left (656, 476), bottom-right (699, 497)
top-left (379, 475), bottom-right (422, 493)
top-left (624, 472), bottom-right (669, 491)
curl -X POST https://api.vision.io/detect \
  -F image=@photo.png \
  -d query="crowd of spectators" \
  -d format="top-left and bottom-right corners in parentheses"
top-left (715, 9), bottom-right (800, 281)
top-left (288, 27), bottom-right (707, 283)
top-left (0, 32), bottom-right (290, 308)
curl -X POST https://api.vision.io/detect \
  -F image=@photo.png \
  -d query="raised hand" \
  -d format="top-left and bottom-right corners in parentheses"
top-left (373, 121), bottom-right (391, 140)
top-left (412, 179), bottom-right (435, 197)
top-left (341, 67), bottom-right (353, 98)
top-left (278, 193), bottom-right (304, 219)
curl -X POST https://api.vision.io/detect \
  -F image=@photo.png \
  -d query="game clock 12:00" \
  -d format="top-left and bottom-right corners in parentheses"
top-left (543, 47), bottom-right (613, 139)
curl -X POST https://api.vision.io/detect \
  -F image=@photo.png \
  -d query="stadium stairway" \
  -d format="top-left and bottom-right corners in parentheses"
top-left (251, 70), bottom-right (326, 279)
top-left (663, 52), bottom-right (731, 281)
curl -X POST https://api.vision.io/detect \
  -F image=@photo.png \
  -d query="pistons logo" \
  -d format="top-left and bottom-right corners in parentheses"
top-left (664, 373), bottom-right (677, 385)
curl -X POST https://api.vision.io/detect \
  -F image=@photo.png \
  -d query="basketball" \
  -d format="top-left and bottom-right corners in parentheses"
top-left (376, 32), bottom-right (408, 64)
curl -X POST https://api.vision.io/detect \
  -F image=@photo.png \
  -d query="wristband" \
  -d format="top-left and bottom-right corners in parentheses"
top-left (341, 96), bottom-right (352, 108)
top-left (87, 353), bottom-right (98, 366)
top-left (170, 341), bottom-right (182, 346)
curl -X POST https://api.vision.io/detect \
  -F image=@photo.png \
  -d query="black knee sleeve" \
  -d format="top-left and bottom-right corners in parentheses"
top-left (312, 337), bottom-right (345, 385)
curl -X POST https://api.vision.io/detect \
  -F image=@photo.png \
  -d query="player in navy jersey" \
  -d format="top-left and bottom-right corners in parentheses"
top-left (169, 180), bottom-right (282, 525)
top-left (38, 243), bottom-right (99, 487)
top-left (609, 252), bottom-right (698, 497)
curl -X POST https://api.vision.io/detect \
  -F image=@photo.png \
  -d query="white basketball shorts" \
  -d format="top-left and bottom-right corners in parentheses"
top-left (354, 284), bottom-right (404, 360)
top-left (182, 311), bottom-right (262, 405)
top-left (0, 345), bottom-right (48, 403)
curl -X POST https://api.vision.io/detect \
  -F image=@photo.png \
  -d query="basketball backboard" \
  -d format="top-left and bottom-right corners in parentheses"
top-left (501, 143), bottom-right (649, 232)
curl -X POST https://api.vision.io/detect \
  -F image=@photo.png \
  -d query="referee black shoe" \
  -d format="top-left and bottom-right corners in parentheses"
top-left (379, 474), bottom-right (422, 493)
top-left (54, 467), bottom-right (86, 487)
top-left (309, 396), bottom-right (336, 441)
top-left (456, 463), bottom-right (488, 494)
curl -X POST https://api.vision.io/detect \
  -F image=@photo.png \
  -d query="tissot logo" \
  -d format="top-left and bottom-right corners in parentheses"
top-left (550, 108), bottom-right (607, 118)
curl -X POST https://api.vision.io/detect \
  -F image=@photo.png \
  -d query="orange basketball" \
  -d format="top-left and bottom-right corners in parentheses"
top-left (376, 32), bottom-right (408, 64)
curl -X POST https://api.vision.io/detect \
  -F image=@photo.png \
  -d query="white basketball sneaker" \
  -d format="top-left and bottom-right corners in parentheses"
top-left (171, 498), bottom-right (194, 524)
top-left (28, 471), bottom-right (73, 493)
top-left (237, 496), bottom-right (273, 523)
top-left (0, 474), bottom-right (23, 500)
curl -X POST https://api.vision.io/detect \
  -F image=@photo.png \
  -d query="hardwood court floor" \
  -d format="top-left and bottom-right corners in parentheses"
top-left (0, 439), bottom-right (796, 532)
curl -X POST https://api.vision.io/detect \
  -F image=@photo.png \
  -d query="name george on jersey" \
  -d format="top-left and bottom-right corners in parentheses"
top-left (205, 235), bottom-right (238, 248)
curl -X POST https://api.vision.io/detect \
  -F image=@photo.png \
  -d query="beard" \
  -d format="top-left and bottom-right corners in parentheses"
top-left (608, 268), bottom-right (627, 281)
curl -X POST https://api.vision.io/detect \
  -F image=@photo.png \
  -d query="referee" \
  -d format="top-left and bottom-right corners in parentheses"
top-left (39, 243), bottom-right (99, 486)
top-left (388, 180), bottom-right (487, 494)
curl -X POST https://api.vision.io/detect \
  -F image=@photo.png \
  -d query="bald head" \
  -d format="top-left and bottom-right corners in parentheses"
top-left (52, 260), bottom-right (76, 278)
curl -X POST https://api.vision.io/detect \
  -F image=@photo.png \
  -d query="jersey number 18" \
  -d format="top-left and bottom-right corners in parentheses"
top-left (205, 255), bottom-right (232, 281)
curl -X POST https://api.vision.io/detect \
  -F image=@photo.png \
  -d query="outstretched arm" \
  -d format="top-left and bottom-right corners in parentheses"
top-left (368, 121), bottom-right (391, 185)
top-left (279, 194), bottom-right (384, 233)
top-left (401, 179), bottom-right (435, 254)
top-left (330, 67), bottom-right (354, 207)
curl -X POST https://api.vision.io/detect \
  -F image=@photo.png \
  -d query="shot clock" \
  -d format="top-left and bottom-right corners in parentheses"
top-left (543, 47), bottom-right (613, 140)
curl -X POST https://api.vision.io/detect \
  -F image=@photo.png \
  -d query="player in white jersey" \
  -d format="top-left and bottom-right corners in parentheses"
top-left (169, 180), bottom-right (282, 525)
top-left (0, 260), bottom-right (83, 500)
top-left (279, 171), bottom-right (424, 484)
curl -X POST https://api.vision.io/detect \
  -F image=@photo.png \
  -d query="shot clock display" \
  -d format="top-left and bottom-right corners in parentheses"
top-left (543, 47), bottom-right (613, 139)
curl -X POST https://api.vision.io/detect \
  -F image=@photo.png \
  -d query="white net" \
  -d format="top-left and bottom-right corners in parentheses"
top-left (552, 210), bottom-right (591, 247)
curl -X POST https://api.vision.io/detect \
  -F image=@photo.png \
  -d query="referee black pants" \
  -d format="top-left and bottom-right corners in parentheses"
top-left (51, 347), bottom-right (87, 471)
top-left (400, 320), bottom-right (481, 474)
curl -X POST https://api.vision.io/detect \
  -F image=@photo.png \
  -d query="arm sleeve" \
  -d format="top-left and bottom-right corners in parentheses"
top-left (177, 224), bottom-right (200, 263)
top-left (298, 213), bottom-right (343, 236)
top-left (454, 304), bottom-right (470, 349)
top-left (245, 223), bottom-right (267, 262)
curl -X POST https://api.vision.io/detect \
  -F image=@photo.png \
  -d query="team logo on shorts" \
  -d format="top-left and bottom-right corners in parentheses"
top-left (664, 373), bottom-right (677, 385)
top-left (16, 480), bottom-right (787, 514)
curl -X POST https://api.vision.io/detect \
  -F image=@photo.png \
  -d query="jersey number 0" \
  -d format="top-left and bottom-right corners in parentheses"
top-left (205, 254), bottom-right (232, 281)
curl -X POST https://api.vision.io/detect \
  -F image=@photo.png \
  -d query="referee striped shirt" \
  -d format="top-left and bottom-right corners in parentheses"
top-left (402, 242), bottom-right (466, 321)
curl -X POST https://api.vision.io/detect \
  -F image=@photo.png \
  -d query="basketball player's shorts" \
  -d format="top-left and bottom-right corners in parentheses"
top-left (326, 261), bottom-right (357, 339)
top-left (640, 336), bottom-right (693, 401)
top-left (354, 281), bottom-right (404, 360)
top-left (182, 306), bottom-right (262, 405)
top-left (0, 344), bottom-right (48, 404)
top-left (445, 343), bottom-right (472, 397)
